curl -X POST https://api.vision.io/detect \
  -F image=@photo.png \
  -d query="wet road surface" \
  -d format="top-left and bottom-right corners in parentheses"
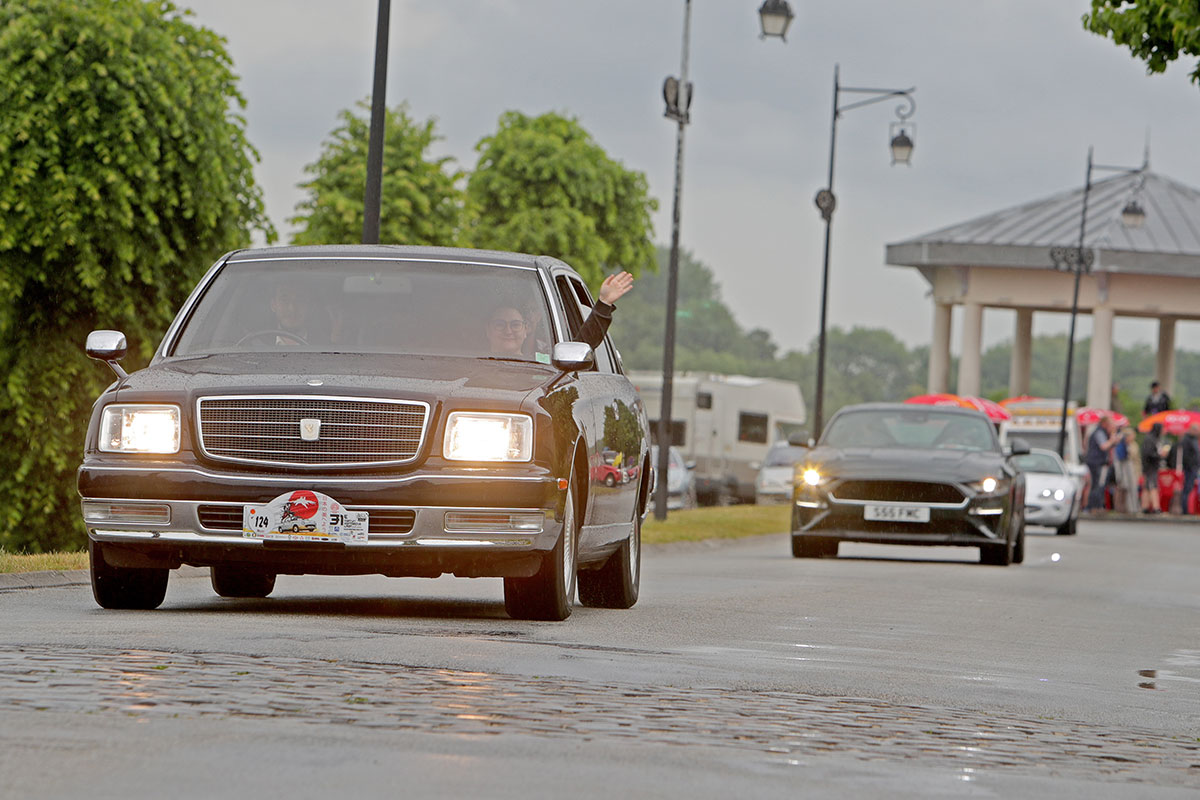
top-left (2, 519), bottom-right (1198, 797)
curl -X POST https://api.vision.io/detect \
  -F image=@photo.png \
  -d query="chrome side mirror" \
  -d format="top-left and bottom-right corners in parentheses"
top-left (86, 330), bottom-right (129, 379)
top-left (1007, 437), bottom-right (1031, 457)
top-left (551, 342), bottom-right (594, 372)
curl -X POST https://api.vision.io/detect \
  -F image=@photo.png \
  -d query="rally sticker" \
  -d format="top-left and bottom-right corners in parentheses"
top-left (242, 490), bottom-right (368, 543)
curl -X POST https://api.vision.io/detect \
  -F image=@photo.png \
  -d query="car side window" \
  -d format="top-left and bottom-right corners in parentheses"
top-left (554, 276), bottom-right (586, 339)
top-left (565, 276), bottom-right (615, 375)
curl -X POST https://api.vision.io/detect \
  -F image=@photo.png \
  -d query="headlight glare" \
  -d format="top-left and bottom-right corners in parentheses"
top-left (802, 468), bottom-right (822, 487)
top-left (99, 405), bottom-right (181, 454)
top-left (981, 477), bottom-right (998, 493)
top-left (443, 412), bottom-right (533, 462)
top-left (1054, 488), bottom-right (1066, 501)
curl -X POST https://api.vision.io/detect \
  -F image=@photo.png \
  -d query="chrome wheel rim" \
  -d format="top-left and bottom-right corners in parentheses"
top-left (562, 487), bottom-right (575, 597)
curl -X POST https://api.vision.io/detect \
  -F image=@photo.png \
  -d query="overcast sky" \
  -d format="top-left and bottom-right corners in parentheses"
top-left (181, 0), bottom-right (1200, 355)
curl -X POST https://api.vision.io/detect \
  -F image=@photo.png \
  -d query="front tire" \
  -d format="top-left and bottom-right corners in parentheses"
top-left (504, 483), bottom-right (578, 621)
top-left (211, 565), bottom-right (276, 598)
top-left (1012, 524), bottom-right (1026, 564)
top-left (980, 537), bottom-right (1013, 566)
top-left (579, 494), bottom-right (641, 609)
top-left (89, 539), bottom-right (168, 610)
top-left (1056, 517), bottom-right (1077, 536)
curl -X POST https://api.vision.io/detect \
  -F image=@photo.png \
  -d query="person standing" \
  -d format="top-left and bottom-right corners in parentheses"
top-left (1176, 424), bottom-right (1200, 515)
top-left (1144, 381), bottom-right (1172, 417)
top-left (1120, 428), bottom-right (1142, 513)
top-left (1141, 422), bottom-right (1164, 514)
top-left (1084, 416), bottom-right (1119, 512)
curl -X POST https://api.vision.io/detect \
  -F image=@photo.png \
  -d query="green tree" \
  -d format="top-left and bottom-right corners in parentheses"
top-left (1085, 1), bottom-right (1200, 84)
top-left (290, 101), bottom-right (463, 245)
top-left (465, 111), bottom-right (657, 288)
top-left (0, 0), bottom-right (272, 552)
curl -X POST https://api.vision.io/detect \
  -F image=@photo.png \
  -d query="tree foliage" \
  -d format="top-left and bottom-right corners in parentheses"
top-left (465, 111), bottom-right (657, 288)
top-left (0, 0), bottom-right (272, 552)
top-left (1085, 1), bottom-right (1200, 84)
top-left (289, 101), bottom-right (463, 245)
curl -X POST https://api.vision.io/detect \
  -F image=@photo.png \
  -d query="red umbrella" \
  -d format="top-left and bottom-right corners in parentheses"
top-left (999, 394), bottom-right (1040, 407)
top-left (1075, 407), bottom-right (1129, 428)
top-left (1138, 409), bottom-right (1200, 435)
top-left (905, 393), bottom-right (1011, 422)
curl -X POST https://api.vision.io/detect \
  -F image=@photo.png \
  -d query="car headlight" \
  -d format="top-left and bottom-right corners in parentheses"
top-left (443, 412), bottom-right (532, 462)
top-left (968, 476), bottom-right (1006, 496)
top-left (1054, 488), bottom-right (1066, 501)
top-left (801, 468), bottom-right (822, 487)
top-left (99, 404), bottom-right (181, 454)
top-left (1040, 488), bottom-right (1053, 498)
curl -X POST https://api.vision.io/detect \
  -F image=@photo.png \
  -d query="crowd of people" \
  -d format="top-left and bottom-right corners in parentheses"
top-left (1082, 380), bottom-right (1199, 515)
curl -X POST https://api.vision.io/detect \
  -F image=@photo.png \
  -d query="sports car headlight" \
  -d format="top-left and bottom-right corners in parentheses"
top-left (968, 476), bottom-right (1006, 496)
top-left (443, 412), bottom-right (533, 462)
top-left (801, 468), bottom-right (822, 487)
top-left (99, 404), bottom-right (181, 454)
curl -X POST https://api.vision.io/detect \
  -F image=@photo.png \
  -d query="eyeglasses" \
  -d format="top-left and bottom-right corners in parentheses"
top-left (490, 320), bottom-right (526, 333)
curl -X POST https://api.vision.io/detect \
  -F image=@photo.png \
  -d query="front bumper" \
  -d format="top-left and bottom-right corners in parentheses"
top-left (78, 462), bottom-right (564, 579)
top-left (1024, 498), bottom-right (1072, 527)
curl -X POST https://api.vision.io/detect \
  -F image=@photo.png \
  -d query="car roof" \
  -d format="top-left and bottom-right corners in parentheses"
top-left (221, 244), bottom-right (571, 273)
top-left (830, 402), bottom-right (988, 419)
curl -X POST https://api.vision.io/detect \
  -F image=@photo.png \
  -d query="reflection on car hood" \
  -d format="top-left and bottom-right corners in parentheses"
top-left (806, 446), bottom-right (1009, 483)
top-left (122, 353), bottom-right (555, 404)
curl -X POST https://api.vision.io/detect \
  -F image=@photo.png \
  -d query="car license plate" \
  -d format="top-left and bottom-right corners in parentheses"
top-left (863, 504), bottom-right (930, 523)
top-left (243, 490), bottom-right (368, 543)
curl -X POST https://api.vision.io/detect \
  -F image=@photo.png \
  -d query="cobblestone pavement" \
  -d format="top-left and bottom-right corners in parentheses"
top-left (3, 645), bottom-right (1198, 788)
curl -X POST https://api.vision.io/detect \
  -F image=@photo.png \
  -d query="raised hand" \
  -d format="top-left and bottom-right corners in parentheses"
top-left (598, 271), bottom-right (634, 305)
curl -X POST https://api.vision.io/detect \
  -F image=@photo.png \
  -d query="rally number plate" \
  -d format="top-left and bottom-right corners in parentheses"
top-left (243, 490), bottom-right (368, 543)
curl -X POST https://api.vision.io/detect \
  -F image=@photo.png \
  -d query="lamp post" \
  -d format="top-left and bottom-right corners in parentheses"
top-left (754, 39), bottom-right (915, 438)
top-left (654, 0), bottom-right (693, 521)
top-left (1051, 147), bottom-right (1147, 457)
top-left (362, 0), bottom-right (390, 244)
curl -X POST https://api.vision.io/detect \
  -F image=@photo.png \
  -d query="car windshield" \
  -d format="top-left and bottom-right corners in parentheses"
top-left (1012, 452), bottom-right (1064, 474)
top-left (822, 408), bottom-right (998, 452)
top-left (764, 444), bottom-right (807, 466)
top-left (170, 257), bottom-right (555, 362)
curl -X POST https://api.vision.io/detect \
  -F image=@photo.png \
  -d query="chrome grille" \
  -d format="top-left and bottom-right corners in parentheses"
top-left (198, 396), bottom-right (427, 467)
top-left (831, 480), bottom-right (964, 504)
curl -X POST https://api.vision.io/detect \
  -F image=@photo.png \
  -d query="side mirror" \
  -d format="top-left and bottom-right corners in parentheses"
top-left (685, 460), bottom-right (696, 470)
top-left (1007, 437), bottom-right (1031, 457)
top-left (551, 342), bottom-right (594, 372)
top-left (86, 329), bottom-right (129, 379)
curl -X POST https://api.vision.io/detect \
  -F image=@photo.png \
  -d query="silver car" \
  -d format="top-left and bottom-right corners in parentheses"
top-left (1013, 448), bottom-right (1082, 536)
top-left (755, 443), bottom-right (809, 504)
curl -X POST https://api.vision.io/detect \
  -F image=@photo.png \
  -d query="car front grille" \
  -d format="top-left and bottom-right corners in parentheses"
top-left (197, 396), bottom-right (427, 467)
top-left (830, 480), bottom-right (964, 505)
top-left (197, 504), bottom-right (416, 536)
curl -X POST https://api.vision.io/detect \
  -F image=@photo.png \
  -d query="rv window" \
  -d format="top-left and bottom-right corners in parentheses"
top-left (738, 412), bottom-right (769, 444)
top-left (696, 392), bottom-right (712, 410)
top-left (650, 420), bottom-right (686, 447)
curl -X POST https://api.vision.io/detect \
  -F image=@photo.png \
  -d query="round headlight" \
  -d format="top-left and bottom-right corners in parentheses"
top-left (1041, 488), bottom-right (1052, 498)
top-left (981, 477), bottom-right (998, 494)
top-left (803, 469), bottom-right (821, 487)
top-left (1054, 488), bottom-right (1066, 502)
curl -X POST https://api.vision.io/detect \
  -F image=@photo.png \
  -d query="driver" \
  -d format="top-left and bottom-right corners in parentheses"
top-left (269, 284), bottom-right (314, 345)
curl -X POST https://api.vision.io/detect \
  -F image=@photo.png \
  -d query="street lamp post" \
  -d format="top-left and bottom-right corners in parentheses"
top-left (362, 0), bottom-right (391, 244)
top-left (1051, 147), bottom-right (1147, 457)
top-left (809, 65), bottom-right (916, 440)
top-left (654, 0), bottom-right (693, 521)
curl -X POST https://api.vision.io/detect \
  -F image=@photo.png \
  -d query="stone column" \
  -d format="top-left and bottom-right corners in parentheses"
top-left (957, 302), bottom-right (983, 398)
top-left (1086, 306), bottom-right (1115, 410)
top-left (928, 302), bottom-right (952, 393)
top-left (1009, 309), bottom-right (1033, 397)
top-left (1157, 317), bottom-right (1177, 397)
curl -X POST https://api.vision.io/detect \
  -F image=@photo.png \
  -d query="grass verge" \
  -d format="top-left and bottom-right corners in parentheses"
top-left (0, 505), bottom-right (790, 573)
top-left (0, 550), bottom-right (89, 574)
top-left (643, 503), bottom-right (790, 544)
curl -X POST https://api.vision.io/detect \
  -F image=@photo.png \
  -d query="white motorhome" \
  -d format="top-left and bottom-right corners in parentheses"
top-left (629, 371), bottom-right (807, 504)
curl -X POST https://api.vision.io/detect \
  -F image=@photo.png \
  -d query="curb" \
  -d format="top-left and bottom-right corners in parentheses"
top-left (0, 565), bottom-right (208, 592)
top-left (1080, 512), bottom-right (1200, 525)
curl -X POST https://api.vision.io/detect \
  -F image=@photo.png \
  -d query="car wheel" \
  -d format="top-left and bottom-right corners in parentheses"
top-left (1012, 524), bottom-right (1026, 564)
top-left (604, 474), bottom-right (615, 487)
top-left (210, 565), bottom-right (276, 598)
top-left (504, 482), bottom-right (578, 621)
top-left (89, 539), bottom-right (168, 610)
top-left (578, 491), bottom-right (641, 609)
top-left (791, 535), bottom-right (838, 558)
top-left (1056, 517), bottom-right (1077, 536)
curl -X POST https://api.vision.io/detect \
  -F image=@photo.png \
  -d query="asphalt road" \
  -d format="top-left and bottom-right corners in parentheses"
top-left (2, 519), bottom-right (1199, 798)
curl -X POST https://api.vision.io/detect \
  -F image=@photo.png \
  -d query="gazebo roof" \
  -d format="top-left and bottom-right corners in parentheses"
top-left (887, 171), bottom-right (1200, 276)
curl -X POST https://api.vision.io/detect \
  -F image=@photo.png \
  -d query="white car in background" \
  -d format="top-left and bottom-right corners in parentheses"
top-left (651, 445), bottom-right (697, 510)
top-left (754, 442), bottom-right (809, 505)
top-left (1013, 448), bottom-right (1082, 536)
